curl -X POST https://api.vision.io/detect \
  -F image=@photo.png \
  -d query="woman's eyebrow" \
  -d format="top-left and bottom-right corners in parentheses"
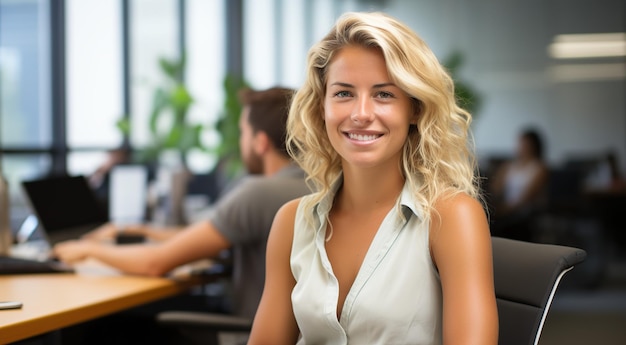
top-left (328, 82), bottom-right (396, 88)
top-left (373, 83), bottom-right (396, 89)
top-left (328, 82), bottom-right (354, 88)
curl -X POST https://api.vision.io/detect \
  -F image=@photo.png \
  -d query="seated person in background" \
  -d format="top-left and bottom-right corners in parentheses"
top-left (88, 146), bottom-right (131, 213)
top-left (54, 86), bottom-right (311, 320)
top-left (585, 151), bottom-right (626, 194)
top-left (489, 128), bottom-right (548, 241)
top-left (88, 147), bottom-right (131, 191)
top-left (605, 152), bottom-right (626, 192)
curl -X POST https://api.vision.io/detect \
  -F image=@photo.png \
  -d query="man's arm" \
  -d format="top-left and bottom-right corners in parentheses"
top-left (53, 220), bottom-right (231, 276)
top-left (80, 222), bottom-right (182, 243)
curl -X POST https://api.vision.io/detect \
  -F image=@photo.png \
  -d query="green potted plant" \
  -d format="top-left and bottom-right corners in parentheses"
top-left (443, 51), bottom-right (482, 116)
top-left (117, 53), bottom-right (207, 169)
top-left (213, 74), bottom-right (249, 177)
top-left (116, 54), bottom-right (211, 225)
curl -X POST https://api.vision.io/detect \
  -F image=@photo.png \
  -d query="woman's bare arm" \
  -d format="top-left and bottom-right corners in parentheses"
top-left (248, 199), bottom-right (301, 345)
top-left (431, 193), bottom-right (499, 345)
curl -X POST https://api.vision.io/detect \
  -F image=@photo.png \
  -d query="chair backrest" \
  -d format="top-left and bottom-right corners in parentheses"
top-left (492, 237), bottom-right (586, 345)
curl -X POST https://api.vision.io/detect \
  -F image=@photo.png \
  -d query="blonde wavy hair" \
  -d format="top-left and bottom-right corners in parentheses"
top-left (287, 12), bottom-right (481, 221)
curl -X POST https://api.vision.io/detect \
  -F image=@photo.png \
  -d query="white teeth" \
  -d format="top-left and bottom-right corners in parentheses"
top-left (348, 133), bottom-right (378, 141)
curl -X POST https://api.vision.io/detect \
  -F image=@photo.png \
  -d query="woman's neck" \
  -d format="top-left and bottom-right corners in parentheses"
top-left (336, 164), bottom-right (405, 214)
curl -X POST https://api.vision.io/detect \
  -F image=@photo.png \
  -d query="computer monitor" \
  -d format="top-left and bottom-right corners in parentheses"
top-left (21, 175), bottom-right (108, 244)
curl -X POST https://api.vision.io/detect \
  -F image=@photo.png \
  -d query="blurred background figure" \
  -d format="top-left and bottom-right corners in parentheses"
top-left (585, 151), bottom-right (626, 194)
top-left (88, 147), bottom-right (131, 191)
top-left (87, 147), bottom-right (132, 216)
top-left (604, 152), bottom-right (626, 193)
top-left (88, 148), bottom-right (131, 198)
top-left (489, 128), bottom-right (548, 242)
top-left (583, 151), bottom-right (626, 261)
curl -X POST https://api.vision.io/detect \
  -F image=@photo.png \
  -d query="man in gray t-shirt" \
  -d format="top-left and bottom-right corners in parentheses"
top-left (54, 87), bottom-right (309, 319)
top-left (209, 164), bottom-right (308, 318)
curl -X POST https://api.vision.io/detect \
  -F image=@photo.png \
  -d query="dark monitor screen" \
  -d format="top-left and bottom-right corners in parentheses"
top-left (21, 175), bottom-right (108, 233)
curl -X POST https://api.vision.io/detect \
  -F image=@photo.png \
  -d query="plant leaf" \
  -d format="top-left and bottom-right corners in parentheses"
top-left (116, 117), bottom-right (131, 135)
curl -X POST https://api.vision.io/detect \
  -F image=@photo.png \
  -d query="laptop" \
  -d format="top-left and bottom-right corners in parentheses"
top-left (0, 175), bottom-right (108, 274)
top-left (0, 255), bottom-right (73, 275)
top-left (1, 173), bottom-right (149, 275)
top-left (21, 174), bottom-right (109, 245)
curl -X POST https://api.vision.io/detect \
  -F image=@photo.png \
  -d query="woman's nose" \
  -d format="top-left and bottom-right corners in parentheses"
top-left (351, 97), bottom-right (375, 124)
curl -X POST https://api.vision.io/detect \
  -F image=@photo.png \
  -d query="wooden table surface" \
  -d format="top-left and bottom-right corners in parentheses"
top-left (0, 265), bottom-right (201, 344)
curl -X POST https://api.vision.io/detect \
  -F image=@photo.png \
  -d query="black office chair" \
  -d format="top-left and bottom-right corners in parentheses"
top-left (492, 236), bottom-right (587, 345)
top-left (156, 262), bottom-right (251, 345)
top-left (157, 311), bottom-right (251, 345)
top-left (159, 237), bottom-right (586, 345)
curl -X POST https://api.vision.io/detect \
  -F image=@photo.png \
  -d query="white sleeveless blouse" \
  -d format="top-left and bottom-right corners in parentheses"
top-left (503, 160), bottom-right (543, 206)
top-left (290, 182), bottom-right (443, 345)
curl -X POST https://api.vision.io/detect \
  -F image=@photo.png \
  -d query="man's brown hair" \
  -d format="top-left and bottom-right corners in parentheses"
top-left (239, 87), bottom-right (295, 156)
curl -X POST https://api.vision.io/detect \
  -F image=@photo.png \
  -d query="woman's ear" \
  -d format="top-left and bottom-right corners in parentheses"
top-left (410, 98), bottom-right (422, 125)
top-left (410, 112), bottom-right (419, 126)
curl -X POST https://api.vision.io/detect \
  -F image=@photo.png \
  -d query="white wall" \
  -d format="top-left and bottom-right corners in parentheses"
top-left (380, 0), bottom-right (626, 170)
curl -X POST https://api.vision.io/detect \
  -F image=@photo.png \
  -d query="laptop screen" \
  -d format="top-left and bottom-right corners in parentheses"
top-left (21, 175), bottom-right (108, 234)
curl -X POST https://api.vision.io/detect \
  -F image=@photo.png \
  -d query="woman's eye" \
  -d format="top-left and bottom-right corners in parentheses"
top-left (335, 91), bottom-right (351, 98)
top-left (377, 91), bottom-right (394, 99)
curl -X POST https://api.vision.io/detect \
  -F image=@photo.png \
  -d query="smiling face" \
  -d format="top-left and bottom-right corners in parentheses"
top-left (323, 45), bottom-right (417, 171)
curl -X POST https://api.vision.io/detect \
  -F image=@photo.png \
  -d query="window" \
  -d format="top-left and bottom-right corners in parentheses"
top-left (65, 0), bottom-right (123, 175)
top-left (130, 0), bottom-right (179, 149)
top-left (241, 0), bottom-right (363, 89)
top-left (185, 0), bottom-right (226, 172)
top-left (0, 0), bottom-right (52, 202)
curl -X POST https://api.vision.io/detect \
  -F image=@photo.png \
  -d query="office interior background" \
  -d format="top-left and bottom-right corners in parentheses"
top-left (1, 0), bottom-right (625, 343)
top-left (1, 0), bottom-right (625, 200)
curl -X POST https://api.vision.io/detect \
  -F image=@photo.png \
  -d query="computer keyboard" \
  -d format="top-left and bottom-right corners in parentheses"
top-left (0, 256), bottom-right (74, 275)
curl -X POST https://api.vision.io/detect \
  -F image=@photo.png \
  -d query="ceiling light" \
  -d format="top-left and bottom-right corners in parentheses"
top-left (548, 32), bottom-right (626, 59)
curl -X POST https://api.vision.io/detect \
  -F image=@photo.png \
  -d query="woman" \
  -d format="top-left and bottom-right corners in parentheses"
top-left (249, 12), bottom-right (498, 344)
top-left (489, 128), bottom-right (548, 241)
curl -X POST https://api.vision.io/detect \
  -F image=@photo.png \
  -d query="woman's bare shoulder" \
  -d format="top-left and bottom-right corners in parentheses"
top-left (433, 192), bottom-right (486, 222)
top-left (277, 198), bottom-right (303, 219)
top-left (270, 198), bottom-right (304, 237)
top-left (430, 192), bottom-right (489, 246)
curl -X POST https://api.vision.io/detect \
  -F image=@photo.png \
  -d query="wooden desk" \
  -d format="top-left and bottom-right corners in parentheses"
top-left (0, 270), bottom-right (199, 344)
